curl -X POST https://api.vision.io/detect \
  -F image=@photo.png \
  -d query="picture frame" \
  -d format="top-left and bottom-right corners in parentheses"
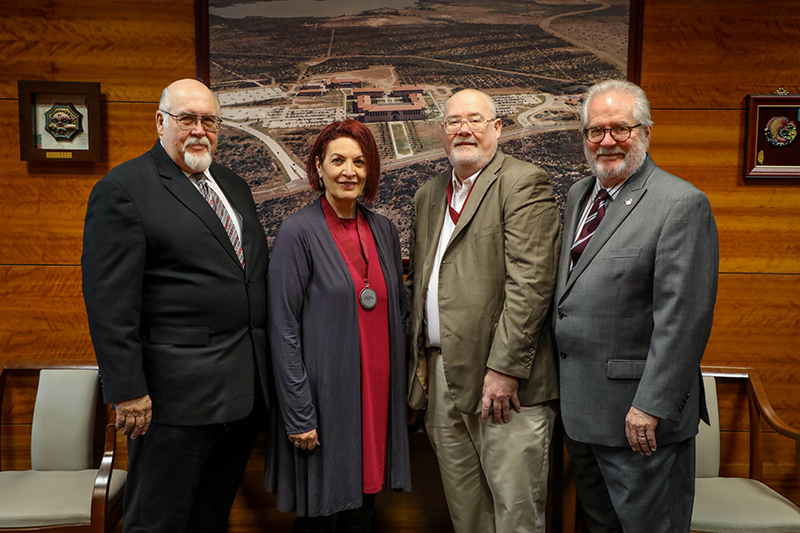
top-left (17, 80), bottom-right (102, 162)
top-left (194, 0), bottom-right (644, 254)
top-left (744, 94), bottom-right (800, 179)
top-left (193, 0), bottom-right (646, 85)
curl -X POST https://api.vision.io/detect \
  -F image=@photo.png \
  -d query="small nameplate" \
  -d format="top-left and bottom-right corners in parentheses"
top-left (45, 151), bottom-right (73, 159)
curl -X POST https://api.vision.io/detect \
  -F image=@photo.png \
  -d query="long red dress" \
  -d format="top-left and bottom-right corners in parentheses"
top-left (326, 208), bottom-right (390, 494)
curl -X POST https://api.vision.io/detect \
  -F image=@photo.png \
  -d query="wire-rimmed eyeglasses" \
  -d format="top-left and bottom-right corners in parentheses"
top-left (442, 115), bottom-right (497, 134)
top-left (160, 110), bottom-right (221, 132)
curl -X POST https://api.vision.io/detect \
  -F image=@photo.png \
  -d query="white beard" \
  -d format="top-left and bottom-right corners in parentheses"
top-left (585, 136), bottom-right (648, 183)
top-left (182, 137), bottom-right (213, 172)
top-left (446, 138), bottom-right (495, 176)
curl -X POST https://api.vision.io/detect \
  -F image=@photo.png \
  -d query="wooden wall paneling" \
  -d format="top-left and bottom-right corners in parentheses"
top-left (0, 101), bottom-right (168, 266)
top-left (0, 266), bottom-right (93, 359)
top-left (0, 425), bottom-right (34, 471)
top-left (707, 274), bottom-right (800, 386)
top-left (1, 371), bottom-right (36, 471)
top-left (0, 0), bottom-right (196, 101)
top-left (705, 274), bottom-right (800, 423)
top-left (648, 109), bottom-right (800, 275)
top-left (640, 0), bottom-right (800, 109)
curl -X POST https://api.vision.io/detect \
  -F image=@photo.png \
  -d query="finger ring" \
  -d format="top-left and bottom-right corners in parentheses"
top-left (294, 442), bottom-right (300, 447)
top-left (638, 434), bottom-right (646, 438)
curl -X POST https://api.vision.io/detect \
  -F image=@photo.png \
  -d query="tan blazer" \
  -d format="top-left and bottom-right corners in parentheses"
top-left (406, 151), bottom-right (561, 414)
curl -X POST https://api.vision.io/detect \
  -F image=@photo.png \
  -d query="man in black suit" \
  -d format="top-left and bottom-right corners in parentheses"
top-left (82, 78), bottom-right (270, 532)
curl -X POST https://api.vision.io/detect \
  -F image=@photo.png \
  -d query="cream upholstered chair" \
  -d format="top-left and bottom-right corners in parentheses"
top-left (692, 367), bottom-right (800, 533)
top-left (0, 360), bottom-right (126, 533)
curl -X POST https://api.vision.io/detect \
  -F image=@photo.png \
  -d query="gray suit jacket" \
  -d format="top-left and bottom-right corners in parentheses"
top-left (406, 150), bottom-right (561, 414)
top-left (555, 155), bottom-right (717, 447)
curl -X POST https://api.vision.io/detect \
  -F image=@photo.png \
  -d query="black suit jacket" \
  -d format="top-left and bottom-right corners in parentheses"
top-left (82, 141), bottom-right (269, 426)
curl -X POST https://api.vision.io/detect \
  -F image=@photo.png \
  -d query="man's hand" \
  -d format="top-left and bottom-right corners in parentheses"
top-left (481, 369), bottom-right (521, 423)
top-left (625, 406), bottom-right (659, 456)
top-left (289, 429), bottom-right (320, 451)
top-left (114, 394), bottom-right (152, 439)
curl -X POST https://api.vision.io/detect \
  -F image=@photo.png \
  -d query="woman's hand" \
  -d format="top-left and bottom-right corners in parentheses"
top-left (288, 429), bottom-right (320, 451)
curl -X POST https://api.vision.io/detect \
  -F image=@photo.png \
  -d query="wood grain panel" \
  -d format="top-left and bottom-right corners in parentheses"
top-left (0, 0), bottom-right (196, 101)
top-left (641, 1), bottom-right (800, 109)
top-left (704, 274), bottom-right (800, 428)
top-left (0, 100), bottom-right (165, 265)
top-left (0, 266), bottom-right (93, 359)
top-left (649, 109), bottom-right (800, 275)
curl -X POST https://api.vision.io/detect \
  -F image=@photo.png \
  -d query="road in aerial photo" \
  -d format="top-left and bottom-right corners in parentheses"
top-left (209, 0), bottom-right (630, 252)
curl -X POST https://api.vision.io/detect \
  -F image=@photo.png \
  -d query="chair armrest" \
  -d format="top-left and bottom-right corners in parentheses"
top-left (746, 370), bottom-right (800, 485)
top-left (702, 365), bottom-right (800, 484)
top-left (746, 370), bottom-right (800, 441)
top-left (89, 423), bottom-right (117, 533)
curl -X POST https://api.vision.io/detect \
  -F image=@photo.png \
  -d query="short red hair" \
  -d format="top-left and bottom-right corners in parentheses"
top-left (306, 120), bottom-right (381, 203)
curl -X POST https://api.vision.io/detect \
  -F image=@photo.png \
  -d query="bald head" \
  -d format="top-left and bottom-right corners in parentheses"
top-left (444, 89), bottom-right (497, 120)
top-left (159, 79), bottom-right (221, 116)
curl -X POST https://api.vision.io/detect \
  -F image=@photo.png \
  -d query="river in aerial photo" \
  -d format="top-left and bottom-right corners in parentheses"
top-left (210, 0), bottom-right (417, 19)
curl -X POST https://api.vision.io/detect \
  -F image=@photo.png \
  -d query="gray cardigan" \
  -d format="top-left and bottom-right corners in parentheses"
top-left (265, 197), bottom-right (411, 516)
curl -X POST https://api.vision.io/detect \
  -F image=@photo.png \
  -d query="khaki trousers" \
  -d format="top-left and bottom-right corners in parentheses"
top-left (425, 350), bottom-right (555, 533)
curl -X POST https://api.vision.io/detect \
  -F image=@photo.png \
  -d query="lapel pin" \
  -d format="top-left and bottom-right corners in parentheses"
top-left (625, 198), bottom-right (632, 205)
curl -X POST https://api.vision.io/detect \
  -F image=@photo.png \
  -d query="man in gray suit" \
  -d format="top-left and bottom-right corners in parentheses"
top-left (554, 79), bottom-right (718, 532)
top-left (407, 89), bottom-right (560, 533)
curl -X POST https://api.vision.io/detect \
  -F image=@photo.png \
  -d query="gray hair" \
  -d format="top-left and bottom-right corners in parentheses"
top-left (159, 86), bottom-right (171, 114)
top-left (579, 80), bottom-right (653, 129)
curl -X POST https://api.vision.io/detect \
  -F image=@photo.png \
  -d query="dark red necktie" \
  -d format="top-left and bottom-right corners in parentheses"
top-left (569, 189), bottom-right (611, 273)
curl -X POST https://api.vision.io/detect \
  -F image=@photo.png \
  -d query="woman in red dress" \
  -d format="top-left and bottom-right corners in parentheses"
top-left (267, 120), bottom-right (411, 533)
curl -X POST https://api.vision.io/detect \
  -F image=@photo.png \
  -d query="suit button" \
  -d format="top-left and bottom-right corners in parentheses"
top-left (249, 323), bottom-right (255, 330)
top-left (558, 312), bottom-right (565, 319)
top-left (560, 352), bottom-right (567, 359)
top-left (246, 280), bottom-right (252, 287)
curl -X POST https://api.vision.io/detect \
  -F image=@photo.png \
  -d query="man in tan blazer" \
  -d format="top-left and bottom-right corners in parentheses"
top-left (406, 89), bottom-right (561, 533)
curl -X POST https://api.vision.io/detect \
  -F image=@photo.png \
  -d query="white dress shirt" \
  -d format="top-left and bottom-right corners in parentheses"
top-left (425, 168), bottom-right (480, 347)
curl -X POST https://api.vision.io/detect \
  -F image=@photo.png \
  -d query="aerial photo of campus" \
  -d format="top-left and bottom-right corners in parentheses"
top-left (209, 0), bottom-right (630, 252)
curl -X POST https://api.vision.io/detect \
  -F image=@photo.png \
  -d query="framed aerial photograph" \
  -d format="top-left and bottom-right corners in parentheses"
top-left (744, 94), bottom-right (800, 179)
top-left (17, 80), bottom-right (102, 162)
top-left (196, 0), bottom-right (643, 252)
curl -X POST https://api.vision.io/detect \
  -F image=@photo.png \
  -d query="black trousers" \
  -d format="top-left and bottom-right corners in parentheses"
top-left (123, 398), bottom-right (265, 533)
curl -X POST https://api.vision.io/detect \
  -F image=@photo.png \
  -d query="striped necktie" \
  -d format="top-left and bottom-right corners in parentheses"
top-left (192, 173), bottom-right (245, 267)
top-left (570, 188), bottom-right (611, 273)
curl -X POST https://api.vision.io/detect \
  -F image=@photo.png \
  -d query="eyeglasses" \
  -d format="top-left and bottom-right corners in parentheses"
top-left (442, 115), bottom-right (497, 134)
top-left (584, 124), bottom-right (641, 143)
top-left (160, 110), bottom-right (220, 132)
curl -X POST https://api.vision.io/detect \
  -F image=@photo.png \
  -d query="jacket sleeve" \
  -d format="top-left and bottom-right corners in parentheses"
top-left (487, 166), bottom-right (561, 378)
top-left (633, 189), bottom-right (718, 421)
top-left (81, 177), bottom-right (149, 404)
top-left (267, 216), bottom-right (318, 435)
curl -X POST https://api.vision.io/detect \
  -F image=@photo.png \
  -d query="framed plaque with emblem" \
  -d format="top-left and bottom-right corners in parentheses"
top-left (17, 80), bottom-right (102, 162)
top-left (744, 93), bottom-right (800, 179)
